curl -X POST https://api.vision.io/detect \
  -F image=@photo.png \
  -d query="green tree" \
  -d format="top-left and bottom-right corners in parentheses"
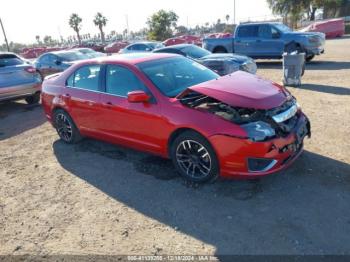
top-left (267, 0), bottom-right (346, 26)
top-left (43, 35), bottom-right (53, 45)
top-left (93, 12), bottom-right (108, 43)
top-left (69, 13), bottom-right (82, 45)
top-left (267, 0), bottom-right (303, 28)
top-left (147, 10), bottom-right (178, 41)
top-left (176, 25), bottom-right (188, 35)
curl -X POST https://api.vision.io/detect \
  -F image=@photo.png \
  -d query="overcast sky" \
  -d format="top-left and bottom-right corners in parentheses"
top-left (1, 0), bottom-right (274, 43)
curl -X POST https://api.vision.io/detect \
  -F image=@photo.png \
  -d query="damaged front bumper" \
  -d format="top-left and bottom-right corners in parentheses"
top-left (209, 113), bottom-right (311, 178)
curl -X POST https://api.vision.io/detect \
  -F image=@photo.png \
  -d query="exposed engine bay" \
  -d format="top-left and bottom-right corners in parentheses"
top-left (179, 91), bottom-right (301, 137)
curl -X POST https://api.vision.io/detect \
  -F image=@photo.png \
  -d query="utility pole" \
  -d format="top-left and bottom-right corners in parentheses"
top-left (125, 14), bottom-right (129, 40)
top-left (0, 17), bottom-right (10, 51)
top-left (233, 0), bottom-right (236, 25)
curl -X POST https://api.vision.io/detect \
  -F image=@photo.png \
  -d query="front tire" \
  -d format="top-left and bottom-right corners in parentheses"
top-left (53, 109), bottom-right (82, 144)
top-left (25, 92), bottom-right (40, 104)
top-left (306, 55), bottom-right (315, 62)
top-left (170, 131), bottom-right (219, 183)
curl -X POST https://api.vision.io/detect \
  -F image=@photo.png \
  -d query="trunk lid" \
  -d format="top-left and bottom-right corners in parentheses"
top-left (182, 71), bottom-right (288, 109)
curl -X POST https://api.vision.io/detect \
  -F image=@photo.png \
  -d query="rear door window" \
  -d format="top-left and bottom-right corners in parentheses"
top-left (237, 25), bottom-right (259, 38)
top-left (66, 65), bottom-right (101, 91)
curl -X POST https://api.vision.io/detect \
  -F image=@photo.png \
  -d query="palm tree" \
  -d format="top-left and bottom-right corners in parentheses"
top-left (69, 13), bottom-right (82, 45)
top-left (35, 35), bottom-right (40, 45)
top-left (93, 12), bottom-right (108, 43)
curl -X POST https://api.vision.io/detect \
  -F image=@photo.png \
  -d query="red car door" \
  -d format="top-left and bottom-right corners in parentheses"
top-left (64, 64), bottom-right (102, 134)
top-left (99, 64), bottom-right (165, 154)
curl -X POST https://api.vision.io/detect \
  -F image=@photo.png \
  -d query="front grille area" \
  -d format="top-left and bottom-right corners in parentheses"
top-left (265, 98), bottom-right (299, 137)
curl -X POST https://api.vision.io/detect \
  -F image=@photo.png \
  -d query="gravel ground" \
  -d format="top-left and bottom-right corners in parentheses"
top-left (0, 37), bottom-right (349, 257)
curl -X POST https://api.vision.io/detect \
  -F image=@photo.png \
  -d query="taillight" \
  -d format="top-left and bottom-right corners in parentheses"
top-left (25, 67), bottom-right (37, 74)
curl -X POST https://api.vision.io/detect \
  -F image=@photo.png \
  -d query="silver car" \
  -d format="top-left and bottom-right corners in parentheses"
top-left (119, 42), bottom-right (165, 54)
top-left (0, 52), bottom-right (42, 104)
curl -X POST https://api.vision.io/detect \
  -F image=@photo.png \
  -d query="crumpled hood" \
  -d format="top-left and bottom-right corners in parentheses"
top-left (185, 71), bottom-right (289, 110)
top-left (198, 53), bottom-right (251, 64)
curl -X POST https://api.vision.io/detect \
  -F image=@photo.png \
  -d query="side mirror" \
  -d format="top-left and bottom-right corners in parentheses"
top-left (272, 32), bottom-right (280, 39)
top-left (127, 90), bottom-right (150, 103)
top-left (55, 60), bottom-right (62, 65)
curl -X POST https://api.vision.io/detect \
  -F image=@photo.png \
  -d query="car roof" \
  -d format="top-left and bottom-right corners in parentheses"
top-left (82, 52), bottom-right (179, 65)
top-left (73, 48), bottom-right (92, 51)
top-left (240, 22), bottom-right (282, 26)
top-left (0, 52), bottom-right (20, 58)
top-left (43, 50), bottom-right (80, 56)
top-left (128, 41), bottom-right (160, 46)
top-left (0, 52), bottom-right (17, 56)
top-left (157, 44), bottom-right (193, 50)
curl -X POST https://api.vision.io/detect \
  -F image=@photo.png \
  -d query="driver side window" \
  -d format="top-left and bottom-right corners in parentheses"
top-left (258, 25), bottom-right (272, 38)
top-left (271, 27), bottom-right (280, 38)
top-left (105, 65), bottom-right (148, 97)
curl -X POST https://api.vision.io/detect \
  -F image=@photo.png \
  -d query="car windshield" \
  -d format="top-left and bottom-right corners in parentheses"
top-left (57, 52), bottom-right (89, 61)
top-left (180, 45), bottom-right (211, 59)
top-left (148, 42), bottom-right (165, 50)
top-left (0, 54), bottom-right (24, 67)
top-left (274, 24), bottom-right (292, 32)
top-left (137, 56), bottom-right (219, 97)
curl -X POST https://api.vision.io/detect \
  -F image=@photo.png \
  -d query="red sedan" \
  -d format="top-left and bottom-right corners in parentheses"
top-left (41, 53), bottom-right (310, 183)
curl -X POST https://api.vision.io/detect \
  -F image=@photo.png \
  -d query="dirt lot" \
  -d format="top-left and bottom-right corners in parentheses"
top-left (1, 37), bottom-right (350, 257)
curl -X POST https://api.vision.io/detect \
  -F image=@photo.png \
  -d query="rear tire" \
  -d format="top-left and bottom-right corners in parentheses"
top-left (170, 131), bottom-right (219, 183)
top-left (25, 92), bottom-right (40, 104)
top-left (53, 109), bottom-right (82, 144)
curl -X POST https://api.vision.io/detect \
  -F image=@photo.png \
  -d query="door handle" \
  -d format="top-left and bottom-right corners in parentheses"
top-left (102, 101), bottom-right (113, 107)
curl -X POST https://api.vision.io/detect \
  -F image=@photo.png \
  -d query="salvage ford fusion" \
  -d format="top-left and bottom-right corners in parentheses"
top-left (41, 53), bottom-right (310, 183)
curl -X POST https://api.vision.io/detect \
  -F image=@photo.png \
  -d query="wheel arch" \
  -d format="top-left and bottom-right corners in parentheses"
top-left (51, 106), bottom-right (73, 127)
top-left (213, 46), bottom-right (228, 53)
top-left (167, 127), bottom-right (210, 157)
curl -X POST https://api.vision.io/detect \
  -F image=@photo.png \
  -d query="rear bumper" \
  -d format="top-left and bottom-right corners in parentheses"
top-left (209, 114), bottom-right (310, 178)
top-left (0, 82), bottom-right (41, 102)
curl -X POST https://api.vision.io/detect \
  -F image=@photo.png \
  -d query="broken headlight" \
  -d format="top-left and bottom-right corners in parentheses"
top-left (240, 60), bottom-right (257, 74)
top-left (241, 121), bottom-right (276, 142)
